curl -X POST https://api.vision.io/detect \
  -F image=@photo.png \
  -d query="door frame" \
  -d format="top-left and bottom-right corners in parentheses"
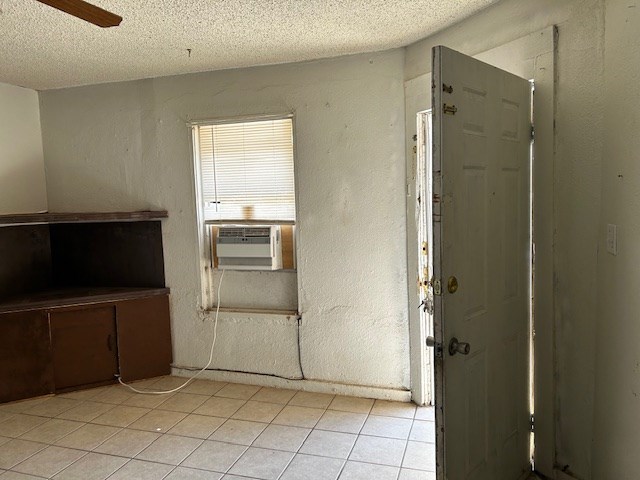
top-left (474, 28), bottom-right (557, 476)
top-left (416, 110), bottom-right (434, 407)
top-left (405, 26), bottom-right (557, 477)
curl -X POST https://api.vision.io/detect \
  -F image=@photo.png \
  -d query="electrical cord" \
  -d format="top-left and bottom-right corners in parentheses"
top-left (116, 269), bottom-right (226, 395)
top-left (296, 315), bottom-right (305, 379)
top-left (170, 311), bottom-right (305, 381)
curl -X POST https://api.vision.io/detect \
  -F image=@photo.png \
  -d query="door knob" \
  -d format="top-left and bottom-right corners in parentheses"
top-left (448, 337), bottom-right (470, 356)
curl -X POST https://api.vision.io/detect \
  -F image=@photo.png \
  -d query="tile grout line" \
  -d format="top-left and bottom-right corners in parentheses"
top-left (334, 399), bottom-right (374, 479)
top-left (272, 421), bottom-right (315, 480)
top-left (222, 386), bottom-right (330, 478)
top-left (12, 447), bottom-right (89, 479)
top-left (396, 432), bottom-right (411, 480)
top-left (393, 399), bottom-right (422, 479)
top-left (273, 393), bottom-right (333, 480)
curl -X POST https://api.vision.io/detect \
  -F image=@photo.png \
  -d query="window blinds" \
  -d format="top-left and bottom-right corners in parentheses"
top-left (197, 117), bottom-right (296, 222)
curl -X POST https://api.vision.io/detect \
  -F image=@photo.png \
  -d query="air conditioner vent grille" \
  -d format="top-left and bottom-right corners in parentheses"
top-left (219, 227), bottom-right (271, 238)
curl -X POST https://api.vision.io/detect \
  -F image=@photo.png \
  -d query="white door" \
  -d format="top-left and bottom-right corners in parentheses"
top-left (431, 46), bottom-right (532, 480)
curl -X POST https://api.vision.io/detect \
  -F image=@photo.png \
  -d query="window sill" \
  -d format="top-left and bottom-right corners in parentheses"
top-left (205, 306), bottom-right (299, 317)
top-left (212, 268), bottom-right (296, 273)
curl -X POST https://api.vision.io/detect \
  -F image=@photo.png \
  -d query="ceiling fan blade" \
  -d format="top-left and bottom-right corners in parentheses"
top-left (35, 0), bottom-right (122, 28)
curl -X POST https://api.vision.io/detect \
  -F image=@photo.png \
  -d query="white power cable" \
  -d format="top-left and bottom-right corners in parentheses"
top-left (117, 269), bottom-right (226, 395)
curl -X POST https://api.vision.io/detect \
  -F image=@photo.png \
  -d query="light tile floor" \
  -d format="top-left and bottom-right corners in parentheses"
top-left (0, 377), bottom-right (435, 480)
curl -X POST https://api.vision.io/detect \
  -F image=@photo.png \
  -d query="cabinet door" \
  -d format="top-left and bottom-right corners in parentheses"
top-left (116, 295), bottom-right (172, 381)
top-left (0, 311), bottom-right (54, 403)
top-left (50, 306), bottom-right (119, 390)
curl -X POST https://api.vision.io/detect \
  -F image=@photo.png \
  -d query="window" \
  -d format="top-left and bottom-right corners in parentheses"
top-left (194, 116), bottom-right (296, 222)
top-left (192, 115), bottom-right (297, 275)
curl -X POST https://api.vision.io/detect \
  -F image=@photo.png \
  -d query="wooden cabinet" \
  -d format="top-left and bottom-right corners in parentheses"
top-left (50, 306), bottom-right (119, 390)
top-left (0, 211), bottom-right (172, 404)
top-left (0, 290), bottom-right (172, 403)
top-left (0, 311), bottom-right (54, 403)
top-left (117, 295), bottom-right (172, 382)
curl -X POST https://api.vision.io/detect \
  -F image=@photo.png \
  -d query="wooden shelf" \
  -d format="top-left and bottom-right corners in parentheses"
top-left (0, 210), bottom-right (168, 227)
top-left (0, 287), bottom-right (170, 314)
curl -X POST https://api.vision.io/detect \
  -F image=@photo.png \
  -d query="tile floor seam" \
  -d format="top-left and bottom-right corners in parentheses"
top-left (55, 448), bottom-right (90, 478)
top-left (111, 453), bottom-right (201, 469)
top-left (396, 432), bottom-right (412, 480)
top-left (51, 447), bottom-right (139, 467)
top-left (15, 440), bottom-right (177, 477)
top-left (103, 457), bottom-right (176, 480)
top-left (334, 400), bottom-right (370, 479)
top-left (165, 464), bottom-right (180, 479)
top-left (105, 458), bottom-right (133, 480)
top-left (208, 402), bottom-right (304, 479)
top-left (312, 429), bottom-right (410, 443)
top-left (0, 414), bottom-right (50, 439)
top-left (344, 445), bottom-right (410, 469)
top-left (166, 462), bottom-right (228, 478)
top-left (133, 433), bottom-right (205, 466)
top-left (14, 446), bottom-right (89, 479)
top-left (0, 441), bottom-right (47, 471)
top-left (271, 423), bottom-right (314, 480)
top-left (205, 442), bottom-right (248, 476)
top-left (62, 425), bottom-right (124, 454)
top-left (9, 444), bottom-right (137, 473)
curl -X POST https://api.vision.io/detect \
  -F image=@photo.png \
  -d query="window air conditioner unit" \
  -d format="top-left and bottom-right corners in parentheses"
top-left (216, 226), bottom-right (283, 270)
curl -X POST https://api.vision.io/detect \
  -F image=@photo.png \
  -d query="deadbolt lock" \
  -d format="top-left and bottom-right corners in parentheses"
top-left (447, 276), bottom-right (458, 294)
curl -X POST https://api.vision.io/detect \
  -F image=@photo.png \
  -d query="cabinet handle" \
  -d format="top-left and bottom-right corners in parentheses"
top-left (107, 334), bottom-right (113, 351)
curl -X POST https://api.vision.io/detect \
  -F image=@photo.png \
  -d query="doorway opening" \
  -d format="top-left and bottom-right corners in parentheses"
top-left (416, 109), bottom-right (434, 406)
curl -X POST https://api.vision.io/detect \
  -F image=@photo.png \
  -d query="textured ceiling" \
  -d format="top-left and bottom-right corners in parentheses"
top-left (0, 0), bottom-right (499, 90)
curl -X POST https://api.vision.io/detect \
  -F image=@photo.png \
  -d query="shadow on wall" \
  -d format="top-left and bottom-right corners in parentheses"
top-left (0, 161), bottom-right (47, 215)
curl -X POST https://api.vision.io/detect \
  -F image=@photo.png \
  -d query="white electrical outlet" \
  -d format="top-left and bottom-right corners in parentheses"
top-left (606, 224), bottom-right (618, 255)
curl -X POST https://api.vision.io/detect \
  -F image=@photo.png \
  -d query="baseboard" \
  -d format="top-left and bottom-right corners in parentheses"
top-left (554, 469), bottom-right (580, 480)
top-left (518, 470), bottom-right (533, 480)
top-left (171, 368), bottom-right (413, 402)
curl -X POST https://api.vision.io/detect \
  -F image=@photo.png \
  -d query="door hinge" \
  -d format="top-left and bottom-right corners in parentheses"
top-left (529, 414), bottom-right (535, 432)
top-left (532, 241), bottom-right (536, 264)
top-left (530, 124), bottom-right (535, 140)
top-left (443, 104), bottom-right (457, 115)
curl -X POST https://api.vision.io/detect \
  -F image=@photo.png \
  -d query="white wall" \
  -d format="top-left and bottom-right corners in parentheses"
top-left (405, 0), bottom-right (605, 478)
top-left (39, 50), bottom-right (410, 395)
top-left (0, 82), bottom-right (47, 214)
top-left (592, 1), bottom-right (640, 478)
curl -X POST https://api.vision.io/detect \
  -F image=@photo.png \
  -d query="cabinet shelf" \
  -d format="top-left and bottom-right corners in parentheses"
top-left (0, 210), bottom-right (168, 227)
top-left (0, 287), bottom-right (170, 314)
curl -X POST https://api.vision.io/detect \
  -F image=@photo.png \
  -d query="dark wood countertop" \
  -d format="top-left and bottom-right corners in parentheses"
top-left (0, 210), bottom-right (168, 227)
top-left (0, 287), bottom-right (170, 314)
